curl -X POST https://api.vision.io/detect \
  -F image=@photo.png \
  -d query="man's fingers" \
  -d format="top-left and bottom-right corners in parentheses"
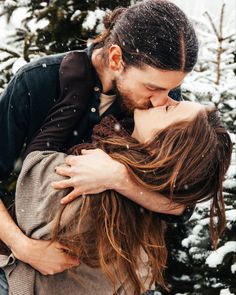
top-left (81, 149), bottom-right (95, 155)
top-left (60, 190), bottom-right (81, 204)
top-left (55, 165), bottom-right (72, 177)
top-left (66, 256), bottom-right (80, 266)
top-left (64, 155), bottom-right (78, 165)
top-left (51, 179), bottom-right (73, 189)
top-left (81, 148), bottom-right (102, 155)
top-left (53, 242), bottom-right (80, 265)
top-left (54, 242), bottom-right (71, 252)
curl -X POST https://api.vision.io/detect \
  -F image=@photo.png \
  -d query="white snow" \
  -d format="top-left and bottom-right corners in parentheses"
top-left (231, 262), bottom-right (236, 274)
top-left (224, 179), bottom-right (236, 190)
top-left (27, 18), bottom-right (49, 32)
top-left (206, 241), bottom-right (236, 268)
top-left (70, 10), bottom-right (82, 22)
top-left (220, 288), bottom-right (235, 295)
top-left (82, 8), bottom-right (106, 31)
top-left (225, 209), bottom-right (236, 222)
top-left (0, 57), bottom-right (18, 72)
top-left (173, 275), bottom-right (191, 281)
top-left (176, 250), bottom-right (188, 263)
top-left (12, 57), bottom-right (27, 74)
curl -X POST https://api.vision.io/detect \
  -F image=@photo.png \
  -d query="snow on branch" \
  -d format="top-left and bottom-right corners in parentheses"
top-left (206, 241), bottom-right (236, 268)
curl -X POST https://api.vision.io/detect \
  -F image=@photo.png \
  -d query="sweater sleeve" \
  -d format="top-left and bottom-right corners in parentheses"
top-left (24, 51), bottom-right (93, 158)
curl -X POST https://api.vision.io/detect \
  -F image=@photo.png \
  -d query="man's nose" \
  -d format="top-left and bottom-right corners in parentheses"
top-left (150, 93), bottom-right (178, 107)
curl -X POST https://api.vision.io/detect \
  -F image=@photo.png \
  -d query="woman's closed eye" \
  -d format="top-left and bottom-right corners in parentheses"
top-left (165, 105), bottom-right (170, 112)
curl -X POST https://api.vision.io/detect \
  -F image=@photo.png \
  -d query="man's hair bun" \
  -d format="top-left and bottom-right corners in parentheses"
top-left (102, 7), bottom-right (127, 31)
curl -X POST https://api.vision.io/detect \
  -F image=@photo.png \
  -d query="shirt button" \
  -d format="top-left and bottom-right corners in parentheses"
top-left (91, 107), bottom-right (96, 113)
top-left (94, 86), bottom-right (100, 92)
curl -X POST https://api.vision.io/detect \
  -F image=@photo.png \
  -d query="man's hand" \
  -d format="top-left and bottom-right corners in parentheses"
top-left (51, 149), bottom-right (186, 216)
top-left (0, 200), bottom-right (80, 275)
top-left (52, 149), bottom-right (125, 204)
top-left (12, 237), bottom-right (80, 275)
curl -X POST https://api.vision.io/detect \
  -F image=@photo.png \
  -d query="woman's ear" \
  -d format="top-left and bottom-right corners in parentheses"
top-left (108, 44), bottom-right (124, 72)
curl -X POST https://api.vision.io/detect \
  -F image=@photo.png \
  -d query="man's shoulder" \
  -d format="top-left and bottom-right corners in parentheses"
top-left (15, 49), bottom-right (88, 79)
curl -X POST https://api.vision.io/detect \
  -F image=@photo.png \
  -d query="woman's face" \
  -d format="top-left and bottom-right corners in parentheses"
top-left (132, 101), bottom-right (206, 143)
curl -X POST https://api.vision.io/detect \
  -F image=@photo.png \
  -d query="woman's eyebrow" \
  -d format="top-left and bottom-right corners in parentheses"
top-left (173, 102), bottom-right (181, 110)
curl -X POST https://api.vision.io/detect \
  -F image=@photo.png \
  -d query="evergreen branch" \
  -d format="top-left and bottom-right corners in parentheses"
top-left (219, 3), bottom-right (225, 40)
top-left (221, 63), bottom-right (236, 71)
top-left (0, 46), bottom-right (20, 57)
top-left (0, 10), bottom-right (6, 18)
top-left (23, 32), bottom-right (35, 62)
top-left (0, 55), bottom-right (14, 63)
top-left (204, 11), bottom-right (220, 40)
top-left (215, 4), bottom-right (226, 85)
top-left (222, 33), bottom-right (236, 41)
top-left (0, 57), bottom-right (17, 72)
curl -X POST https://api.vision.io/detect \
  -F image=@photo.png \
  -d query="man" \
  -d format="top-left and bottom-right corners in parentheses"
top-left (0, 0), bottom-right (198, 291)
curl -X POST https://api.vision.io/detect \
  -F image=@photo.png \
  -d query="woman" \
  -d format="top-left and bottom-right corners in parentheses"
top-left (1, 99), bottom-right (232, 295)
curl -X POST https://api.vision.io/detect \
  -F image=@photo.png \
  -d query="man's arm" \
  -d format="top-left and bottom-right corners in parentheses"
top-left (0, 54), bottom-right (81, 272)
top-left (52, 149), bottom-right (193, 222)
top-left (0, 74), bottom-right (29, 179)
top-left (0, 199), bottom-right (79, 274)
top-left (0, 54), bottom-right (66, 179)
top-left (24, 51), bottom-right (93, 158)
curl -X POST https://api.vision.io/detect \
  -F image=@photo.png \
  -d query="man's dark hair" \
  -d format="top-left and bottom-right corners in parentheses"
top-left (94, 0), bottom-right (198, 72)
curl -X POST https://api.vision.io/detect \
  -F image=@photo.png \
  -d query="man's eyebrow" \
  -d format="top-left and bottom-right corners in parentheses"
top-left (145, 83), bottom-right (167, 90)
top-left (145, 83), bottom-right (182, 91)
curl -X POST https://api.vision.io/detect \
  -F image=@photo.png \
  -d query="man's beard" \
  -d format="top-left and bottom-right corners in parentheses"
top-left (112, 80), bottom-right (135, 115)
top-left (112, 80), bottom-right (152, 115)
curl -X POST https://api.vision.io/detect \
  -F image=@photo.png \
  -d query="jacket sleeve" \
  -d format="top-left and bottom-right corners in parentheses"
top-left (0, 73), bottom-right (30, 180)
top-left (0, 53), bottom-right (68, 181)
top-left (24, 52), bottom-right (93, 158)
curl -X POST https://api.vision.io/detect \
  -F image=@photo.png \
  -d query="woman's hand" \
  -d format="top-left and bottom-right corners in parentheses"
top-left (12, 236), bottom-right (80, 275)
top-left (52, 149), bottom-right (126, 204)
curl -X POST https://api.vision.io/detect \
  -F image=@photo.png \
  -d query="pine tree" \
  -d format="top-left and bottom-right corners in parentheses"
top-left (0, 0), bottom-right (133, 90)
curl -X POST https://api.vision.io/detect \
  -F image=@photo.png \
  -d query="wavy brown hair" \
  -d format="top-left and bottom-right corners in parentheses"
top-left (51, 107), bottom-right (232, 294)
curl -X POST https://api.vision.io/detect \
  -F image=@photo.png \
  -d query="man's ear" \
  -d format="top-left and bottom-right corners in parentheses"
top-left (108, 44), bottom-right (124, 72)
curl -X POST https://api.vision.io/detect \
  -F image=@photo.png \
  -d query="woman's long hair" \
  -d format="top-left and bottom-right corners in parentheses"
top-left (51, 107), bottom-right (232, 294)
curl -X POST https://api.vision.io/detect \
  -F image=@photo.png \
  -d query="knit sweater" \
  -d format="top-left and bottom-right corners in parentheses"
top-left (0, 148), bottom-right (153, 295)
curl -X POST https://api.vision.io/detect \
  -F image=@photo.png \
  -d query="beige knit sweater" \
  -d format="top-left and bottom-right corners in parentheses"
top-left (0, 151), bottom-right (153, 295)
